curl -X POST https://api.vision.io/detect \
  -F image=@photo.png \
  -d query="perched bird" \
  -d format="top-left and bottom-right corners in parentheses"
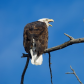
top-left (23, 18), bottom-right (54, 65)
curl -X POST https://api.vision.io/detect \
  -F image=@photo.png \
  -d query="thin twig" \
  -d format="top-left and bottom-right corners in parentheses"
top-left (64, 33), bottom-right (74, 40)
top-left (65, 66), bottom-right (83, 84)
top-left (21, 53), bottom-right (29, 58)
top-left (21, 56), bottom-right (30, 84)
top-left (49, 52), bottom-right (53, 84)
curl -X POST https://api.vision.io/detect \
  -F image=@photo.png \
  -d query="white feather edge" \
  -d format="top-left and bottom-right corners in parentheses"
top-left (30, 39), bottom-right (43, 65)
top-left (30, 49), bottom-right (43, 65)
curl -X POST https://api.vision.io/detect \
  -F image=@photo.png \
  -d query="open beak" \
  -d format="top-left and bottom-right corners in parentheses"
top-left (48, 19), bottom-right (54, 27)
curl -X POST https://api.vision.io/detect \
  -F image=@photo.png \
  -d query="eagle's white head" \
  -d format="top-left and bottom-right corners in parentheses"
top-left (38, 18), bottom-right (54, 27)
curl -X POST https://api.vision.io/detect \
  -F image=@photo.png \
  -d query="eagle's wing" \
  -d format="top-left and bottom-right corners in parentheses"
top-left (23, 21), bottom-right (48, 56)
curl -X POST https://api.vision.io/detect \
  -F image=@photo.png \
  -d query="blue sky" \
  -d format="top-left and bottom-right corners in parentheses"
top-left (0, 0), bottom-right (84, 84)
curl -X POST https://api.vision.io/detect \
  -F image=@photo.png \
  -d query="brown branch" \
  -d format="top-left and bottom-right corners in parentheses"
top-left (44, 34), bottom-right (84, 53)
top-left (65, 66), bottom-right (83, 84)
top-left (22, 33), bottom-right (84, 58)
top-left (21, 53), bottom-right (29, 58)
top-left (64, 33), bottom-right (74, 40)
top-left (21, 33), bottom-right (84, 84)
top-left (49, 52), bottom-right (53, 84)
top-left (21, 55), bottom-right (30, 84)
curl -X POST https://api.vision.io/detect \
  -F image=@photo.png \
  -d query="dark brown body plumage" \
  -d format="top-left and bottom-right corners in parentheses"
top-left (23, 21), bottom-right (48, 56)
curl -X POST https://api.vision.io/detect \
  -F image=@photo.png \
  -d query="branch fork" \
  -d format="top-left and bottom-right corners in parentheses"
top-left (21, 33), bottom-right (84, 84)
top-left (65, 66), bottom-right (83, 84)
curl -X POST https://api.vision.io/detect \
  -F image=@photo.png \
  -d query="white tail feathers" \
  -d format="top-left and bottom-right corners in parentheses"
top-left (30, 39), bottom-right (43, 65)
top-left (30, 49), bottom-right (43, 65)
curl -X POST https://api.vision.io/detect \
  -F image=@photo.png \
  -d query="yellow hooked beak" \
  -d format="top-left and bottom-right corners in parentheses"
top-left (48, 19), bottom-right (54, 27)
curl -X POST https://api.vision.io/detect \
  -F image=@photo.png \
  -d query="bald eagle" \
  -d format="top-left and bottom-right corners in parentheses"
top-left (23, 18), bottom-right (54, 65)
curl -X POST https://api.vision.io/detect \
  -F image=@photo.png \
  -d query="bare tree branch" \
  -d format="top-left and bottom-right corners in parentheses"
top-left (21, 33), bottom-right (84, 84)
top-left (44, 33), bottom-right (84, 53)
top-left (65, 66), bottom-right (83, 84)
top-left (22, 33), bottom-right (84, 57)
top-left (21, 53), bottom-right (29, 58)
top-left (21, 55), bottom-right (30, 84)
top-left (49, 52), bottom-right (53, 84)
